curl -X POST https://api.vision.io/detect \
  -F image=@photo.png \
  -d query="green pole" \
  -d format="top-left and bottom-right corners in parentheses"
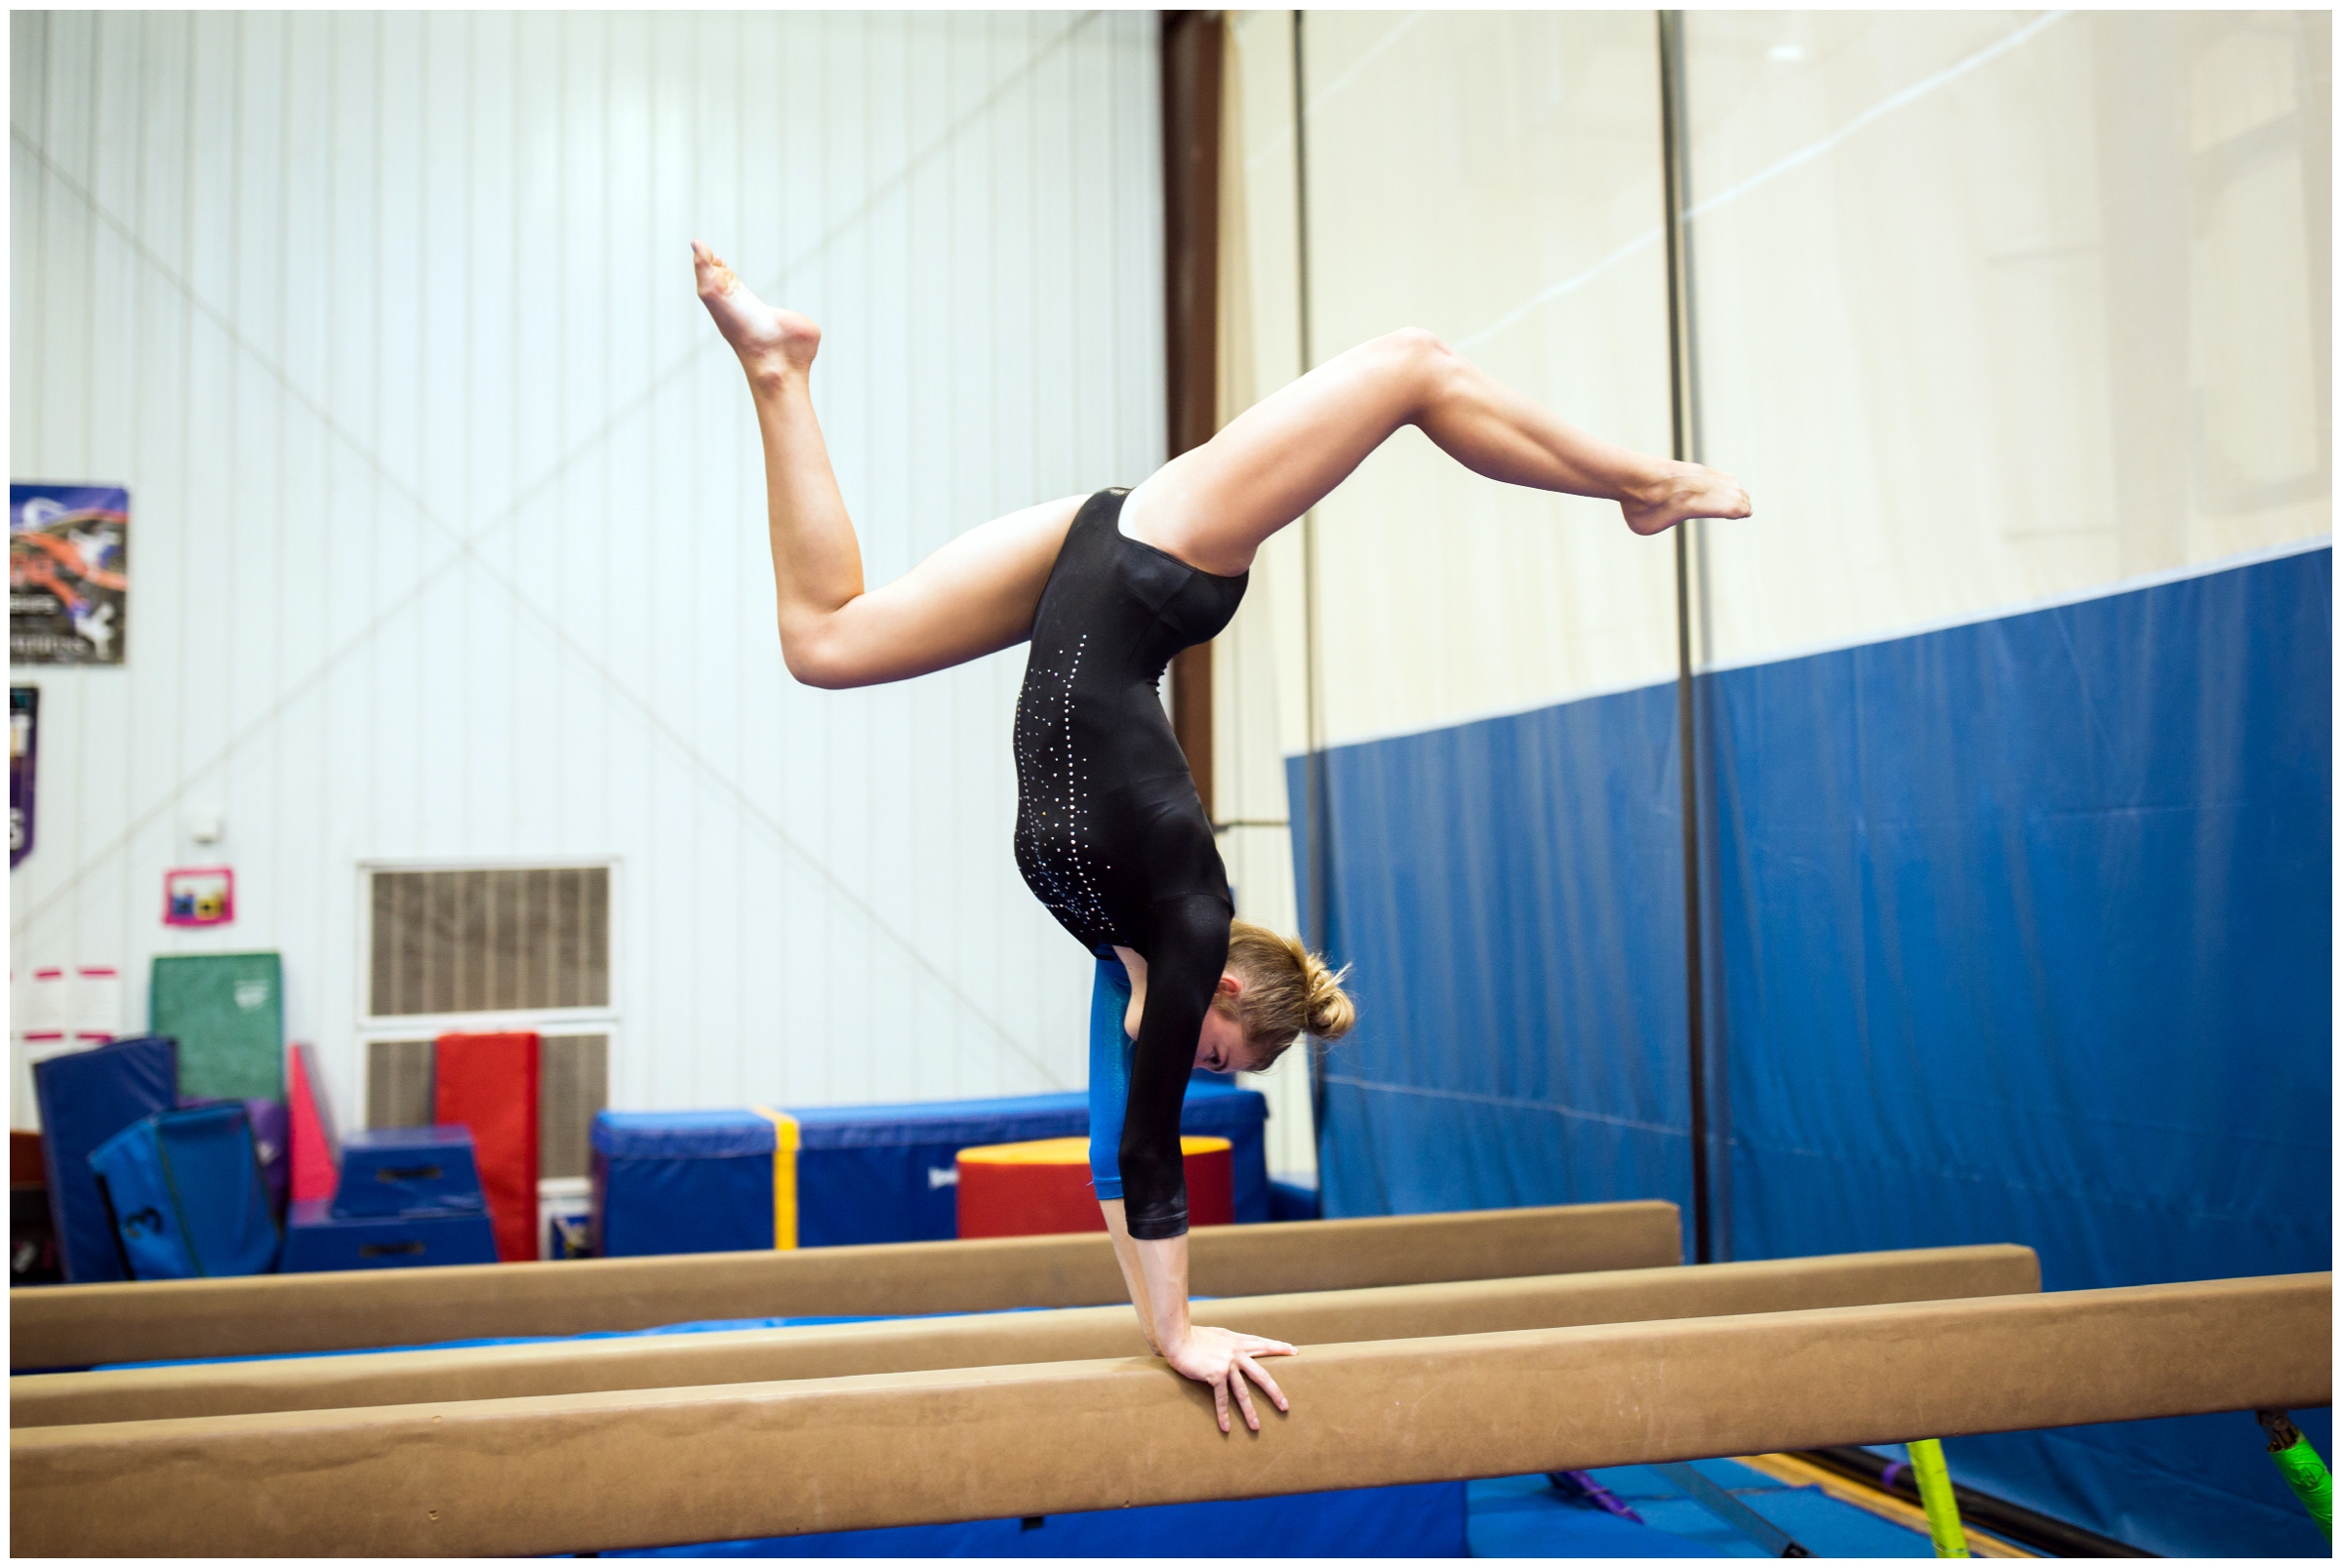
top-left (1907, 1439), bottom-right (1971, 1557)
top-left (2258, 1411), bottom-right (2333, 1541)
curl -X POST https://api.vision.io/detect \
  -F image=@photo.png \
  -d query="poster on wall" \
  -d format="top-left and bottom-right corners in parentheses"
top-left (10, 685), bottom-right (33, 866)
top-left (11, 483), bottom-right (129, 665)
top-left (164, 866), bottom-right (235, 927)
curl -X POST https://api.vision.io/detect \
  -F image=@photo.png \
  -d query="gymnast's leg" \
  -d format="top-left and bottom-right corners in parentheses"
top-left (694, 241), bottom-right (1082, 690)
top-left (1120, 327), bottom-right (1752, 578)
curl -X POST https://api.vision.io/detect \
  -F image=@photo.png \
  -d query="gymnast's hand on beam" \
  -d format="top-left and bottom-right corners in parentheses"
top-left (1161, 1324), bottom-right (1296, 1434)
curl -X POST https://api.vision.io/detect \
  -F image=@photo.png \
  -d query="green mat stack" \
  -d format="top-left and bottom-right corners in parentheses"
top-left (148, 952), bottom-right (283, 1102)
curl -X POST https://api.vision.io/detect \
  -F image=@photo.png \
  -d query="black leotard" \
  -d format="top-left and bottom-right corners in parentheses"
top-left (1013, 488), bottom-right (1248, 1240)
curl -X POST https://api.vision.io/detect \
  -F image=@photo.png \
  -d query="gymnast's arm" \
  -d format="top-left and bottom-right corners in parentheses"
top-left (1117, 898), bottom-right (1297, 1433)
top-left (1100, 1197), bottom-right (1161, 1352)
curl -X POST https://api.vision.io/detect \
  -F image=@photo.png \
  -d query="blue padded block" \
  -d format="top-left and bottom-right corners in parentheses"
top-left (611, 1480), bottom-right (1468, 1557)
top-left (1269, 1179), bottom-right (1320, 1222)
top-left (332, 1125), bottom-right (486, 1218)
top-left (592, 1110), bottom-right (775, 1259)
top-left (280, 1198), bottom-right (498, 1272)
top-left (788, 1093), bottom-right (1084, 1249)
top-left (790, 1077), bottom-right (1271, 1249)
top-left (33, 1035), bottom-right (180, 1283)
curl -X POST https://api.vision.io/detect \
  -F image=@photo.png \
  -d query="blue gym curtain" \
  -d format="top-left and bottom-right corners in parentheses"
top-left (1295, 545), bottom-right (2332, 1557)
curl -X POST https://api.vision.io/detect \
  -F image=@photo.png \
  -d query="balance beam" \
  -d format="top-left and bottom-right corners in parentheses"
top-left (13, 1273), bottom-right (2323, 1558)
top-left (12, 1244), bottom-right (2039, 1427)
top-left (8, 1199), bottom-right (1676, 1371)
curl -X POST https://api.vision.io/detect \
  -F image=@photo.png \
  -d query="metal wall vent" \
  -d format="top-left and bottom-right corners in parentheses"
top-left (368, 866), bottom-right (609, 1019)
top-left (365, 1038), bottom-right (435, 1132)
top-left (539, 1034), bottom-right (609, 1181)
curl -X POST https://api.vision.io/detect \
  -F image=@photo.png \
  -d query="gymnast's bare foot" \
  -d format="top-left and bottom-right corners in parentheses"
top-left (1621, 460), bottom-right (1753, 536)
top-left (693, 240), bottom-right (821, 383)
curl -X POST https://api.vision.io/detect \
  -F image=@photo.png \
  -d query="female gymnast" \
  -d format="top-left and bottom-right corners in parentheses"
top-left (693, 240), bottom-right (1751, 1436)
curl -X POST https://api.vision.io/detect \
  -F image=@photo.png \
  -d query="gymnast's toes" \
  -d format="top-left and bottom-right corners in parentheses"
top-left (691, 241), bottom-right (822, 374)
top-left (1622, 460), bottom-right (1752, 536)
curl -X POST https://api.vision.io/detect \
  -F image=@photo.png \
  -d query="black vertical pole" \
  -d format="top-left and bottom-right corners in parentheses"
top-left (1293, 9), bottom-right (1330, 1147)
top-left (1656, 10), bottom-right (1711, 1266)
top-left (1161, 12), bottom-right (1225, 816)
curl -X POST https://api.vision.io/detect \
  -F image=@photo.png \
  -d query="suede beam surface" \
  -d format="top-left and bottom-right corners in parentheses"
top-left (13, 1245), bottom-right (2039, 1427)
top-left (11, 1273), bottom-right (2324, 1557)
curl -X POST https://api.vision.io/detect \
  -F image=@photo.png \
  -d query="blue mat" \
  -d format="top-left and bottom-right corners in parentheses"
top-left (609, 1481), bottom-right (1467, 1557)
top-left (614, 1461), bottom-right (1967, 1559)
top-left (1469, 1462), bottom-right (1946, 1558)
top-left (32, 1035), bottom-right (180, 1283)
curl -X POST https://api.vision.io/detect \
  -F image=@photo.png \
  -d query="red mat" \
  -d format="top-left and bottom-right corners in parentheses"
top-left (433, 1030), bottom-right (541, 1263)
top-left (956, 1135), bottom-right (1232, 1239)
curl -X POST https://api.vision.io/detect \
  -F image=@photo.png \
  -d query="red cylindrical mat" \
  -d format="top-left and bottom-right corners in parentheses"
top-left (956, 1135), bottom-right (1232, 1239)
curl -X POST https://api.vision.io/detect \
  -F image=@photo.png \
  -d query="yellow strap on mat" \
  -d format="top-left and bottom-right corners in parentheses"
top-left (751, 1107), bottom-right (799, 1251)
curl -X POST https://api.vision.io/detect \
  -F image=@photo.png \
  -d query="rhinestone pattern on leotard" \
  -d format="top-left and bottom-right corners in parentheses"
top-left (1011, 631), bottom-right (1116, 947)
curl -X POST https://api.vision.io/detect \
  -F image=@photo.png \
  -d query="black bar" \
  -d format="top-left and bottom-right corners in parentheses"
top-left (1796, 1447), bottom-right (2156, 1558)
top-left (1160, 10), bottom-right (1225, 817)
top-left (1655, 10), bottom-right (1711, 1266)
top-left (1293, 9), bottom-right (1331, 1148)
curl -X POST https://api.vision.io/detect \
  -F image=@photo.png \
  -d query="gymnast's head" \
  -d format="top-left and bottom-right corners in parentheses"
top-left (1195, 920), bottom-right (1356, 1074)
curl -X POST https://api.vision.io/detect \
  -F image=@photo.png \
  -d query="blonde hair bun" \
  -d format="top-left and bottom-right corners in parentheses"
top-left (1301, 951), bottom-right (1356, 1041)
top-left (1225, 919), bottom-right (1357, 1060)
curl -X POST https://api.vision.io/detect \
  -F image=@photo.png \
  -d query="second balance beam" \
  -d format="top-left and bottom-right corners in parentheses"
top-left (10, 1199), bottom-right (1677, 1371)
top-left (13, 1245), bottom-right (2039, 1427)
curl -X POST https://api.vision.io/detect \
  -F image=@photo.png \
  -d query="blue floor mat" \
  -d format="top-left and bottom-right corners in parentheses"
top-left (1469, 1479), bottom-right (1726, 1559)
top-left (1468, 1461), bottom-right (1943, 1558)
top-left (609, 1482), bottom-right (1468, 1557)
top-left (636, 1463), bottom-right (1946, 1559)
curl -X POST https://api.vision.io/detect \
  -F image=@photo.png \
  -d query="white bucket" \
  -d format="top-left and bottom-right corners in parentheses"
top-left (538, 1175), bottom-right (593, 1260)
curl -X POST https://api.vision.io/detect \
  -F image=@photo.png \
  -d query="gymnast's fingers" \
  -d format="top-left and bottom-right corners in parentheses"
top-left (1238, 1352), bottom-right (1289, 1413)
top-left (1240, 1334), bottom-right (1297, 1358)
top-left (1213, 1372), bottom-right (1232, 1433)
top-left (1231, 1363), bottom-right (1262, 1431)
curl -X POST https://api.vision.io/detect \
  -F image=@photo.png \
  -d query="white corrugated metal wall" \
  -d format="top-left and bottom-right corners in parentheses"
top-left (9, 10), bottom-right (1168, 1129)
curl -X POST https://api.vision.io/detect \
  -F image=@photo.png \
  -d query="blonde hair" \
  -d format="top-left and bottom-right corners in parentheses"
top-left (1219, 919), bottom-right (1355, 1065)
